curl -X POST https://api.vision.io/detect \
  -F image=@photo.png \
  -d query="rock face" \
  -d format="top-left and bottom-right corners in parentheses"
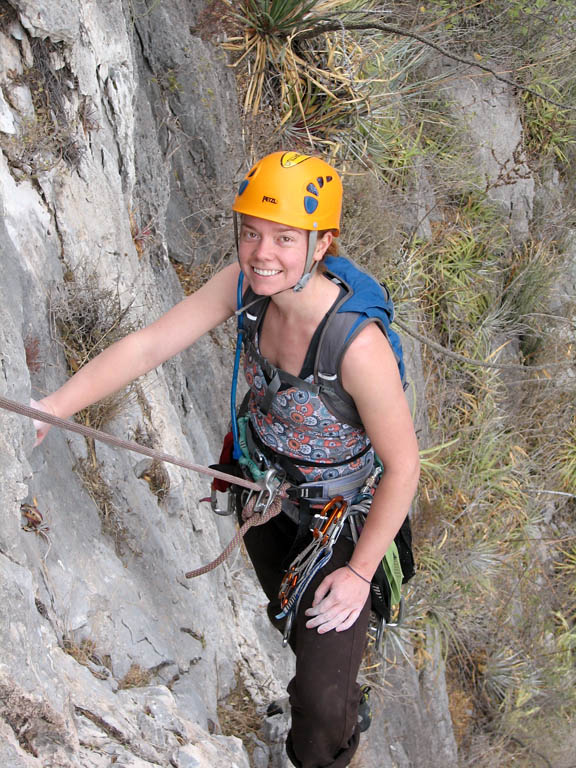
top-left (0, 1), bottom-right (287, 765)
top-left (1, 1), bottom-right (547, 766)
top-left (441, 70), bottom-right (535, 242)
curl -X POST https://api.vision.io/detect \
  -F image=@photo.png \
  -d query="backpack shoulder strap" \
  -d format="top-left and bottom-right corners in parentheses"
top-left (320, 256), bottom-right (406, 382)
top-left (313, 256), bottom-right (407, 425)
top-left (239, 282), bottom-right (269, 342)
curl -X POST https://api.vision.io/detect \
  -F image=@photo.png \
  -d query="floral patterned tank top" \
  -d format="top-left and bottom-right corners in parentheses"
top-left (243, 303), bottom-right (373, 486)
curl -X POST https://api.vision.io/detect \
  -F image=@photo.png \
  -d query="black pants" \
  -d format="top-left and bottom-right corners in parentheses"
top-left (242, 509), bottom-right (371, 768)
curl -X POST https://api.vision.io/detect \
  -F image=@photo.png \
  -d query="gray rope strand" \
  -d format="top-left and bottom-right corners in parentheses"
top-left (0, 395), bottom-right (292, 579)
top-left (0, 395), bottom-right (262, 493)
top-left (394, 318), bottom-right (573, 373)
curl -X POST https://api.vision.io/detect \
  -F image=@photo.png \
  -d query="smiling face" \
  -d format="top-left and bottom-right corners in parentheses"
top-left (238, 215), bottom-right (333, 295)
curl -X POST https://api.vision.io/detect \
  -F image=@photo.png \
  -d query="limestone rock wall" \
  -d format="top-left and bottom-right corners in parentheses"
top-left (0, 2), bottom-right (286, 766)
top-left (1, 1), bottom-right (555, 766)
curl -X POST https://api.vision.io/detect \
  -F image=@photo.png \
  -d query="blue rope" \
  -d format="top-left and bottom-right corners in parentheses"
top-left (231, 272), bottom-right (244, 460)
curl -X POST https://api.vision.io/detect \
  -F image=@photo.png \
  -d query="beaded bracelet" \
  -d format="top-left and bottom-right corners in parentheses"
top-left (345, 562), bottom-right (371, 585)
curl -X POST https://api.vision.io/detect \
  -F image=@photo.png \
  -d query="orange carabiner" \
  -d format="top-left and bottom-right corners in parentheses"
top-left (312, 496), bottom-right (347, 543)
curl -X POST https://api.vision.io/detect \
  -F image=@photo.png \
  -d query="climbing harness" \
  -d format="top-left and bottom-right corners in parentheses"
top-left (276, 495), bottom-right (349, 646)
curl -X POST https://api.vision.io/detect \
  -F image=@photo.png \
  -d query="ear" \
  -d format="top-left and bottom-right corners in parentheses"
top-left (313, 230), bottom-right (334, 262)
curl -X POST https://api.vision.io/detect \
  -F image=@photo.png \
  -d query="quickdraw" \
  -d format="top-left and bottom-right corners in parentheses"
top-left (276, 496), bottom-right (349, 647)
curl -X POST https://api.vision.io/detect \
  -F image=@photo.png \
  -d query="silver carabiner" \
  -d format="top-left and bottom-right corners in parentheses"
top-left (374, 597), bottom-right (406, 651)
top-left (253, 468), bottom-right (282, 516)
top-left (200, 488), bottom-right (235, 516)
top-left (282, 611), bottom-right (294, 647)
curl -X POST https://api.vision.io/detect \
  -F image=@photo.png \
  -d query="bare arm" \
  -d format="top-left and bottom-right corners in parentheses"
top-left (343, 324), bottom-right (420, 580)
top-left (35, 263), bottom-right (241, 438)
top-left (305, 323), bottom-right (420, 633)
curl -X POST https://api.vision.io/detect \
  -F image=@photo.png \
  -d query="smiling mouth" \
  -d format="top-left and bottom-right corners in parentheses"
top-left (253, 267), bottom-right (282, 277)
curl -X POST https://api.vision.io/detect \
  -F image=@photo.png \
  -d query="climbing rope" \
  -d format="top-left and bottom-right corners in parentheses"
top-left (0, 395), bottom-right (262, 493)
top-left (394, 317), bottom-right (573, 373)
top-left (184, 481), bottom-right (291, 578)
top-left (0, 395), bottom-right (291, 578)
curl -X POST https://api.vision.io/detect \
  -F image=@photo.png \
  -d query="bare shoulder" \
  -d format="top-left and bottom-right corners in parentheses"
top-left (341, 322), bottom-right (417, 465)
top-left (341, 322), bottom-right (403, 391)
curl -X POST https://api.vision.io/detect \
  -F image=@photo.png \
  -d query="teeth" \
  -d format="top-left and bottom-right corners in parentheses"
top-left (253, 267), bottom-right (281, 276)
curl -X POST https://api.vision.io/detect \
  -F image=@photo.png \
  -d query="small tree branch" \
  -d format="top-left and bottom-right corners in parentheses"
top-left (296, 20), bottom-right (576, 111)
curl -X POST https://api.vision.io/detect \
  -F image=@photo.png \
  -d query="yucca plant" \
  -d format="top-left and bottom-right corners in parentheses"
top-left (230, 0), bottom-right (324, 38)
top-left (224, 0), bottom-right (351, 113)
top-left (480, 648), bottom-right (531, 707)
top-left (222, 0), bottom-right (384, 153)
top-left (557, 423), bottom-right (576, 492)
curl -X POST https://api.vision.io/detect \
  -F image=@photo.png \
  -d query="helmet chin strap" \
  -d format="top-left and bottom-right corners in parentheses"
top-left (233, 213), bottom-right (319, 301)
top-left (293, 229), bottom-right (318, 292)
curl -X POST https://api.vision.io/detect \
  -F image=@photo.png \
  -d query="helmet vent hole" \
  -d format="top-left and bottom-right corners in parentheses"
top-left (304, 196), bottom-right (318, 214)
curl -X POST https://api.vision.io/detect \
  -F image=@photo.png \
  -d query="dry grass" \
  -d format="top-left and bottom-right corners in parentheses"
top-left (49, 264), bottom-right (140, 430)
top-left (73, 455), bottom-right (138, 557)
top-left (138, 460), bottom-right (170, 503)
top-left (62, 637), bottom-right (99, 665)
top-left (61, 636), bottom-right (110, 680)
top-left (118, 663), bottom-right (152, 690)
top-left (217, 673), bottom-right (261, 741)
top-left (0, 37), bottom-right (84, 177)
top-left (171, 260), bottom-right (218, 296)
top-left (49, 268), bottom-right (138, 373)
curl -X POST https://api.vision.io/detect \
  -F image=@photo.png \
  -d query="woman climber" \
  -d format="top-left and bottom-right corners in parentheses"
top-left (33, 150), bottom-right (420, 768)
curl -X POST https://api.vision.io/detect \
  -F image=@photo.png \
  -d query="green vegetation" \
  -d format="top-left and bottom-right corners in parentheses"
top-left (216, 1), bottom-right (576, 764)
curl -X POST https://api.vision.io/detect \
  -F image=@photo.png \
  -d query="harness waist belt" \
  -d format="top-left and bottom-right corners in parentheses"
top-left (245, 419), bottom-right (374, 503)
top-left (285, 457), bottom-right (375, 504)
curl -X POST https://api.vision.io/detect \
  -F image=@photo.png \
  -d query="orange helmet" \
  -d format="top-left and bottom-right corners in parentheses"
top-left (232, 151), bottom-right (342, 235)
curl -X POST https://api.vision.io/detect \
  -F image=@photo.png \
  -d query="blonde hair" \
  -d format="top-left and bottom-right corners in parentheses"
top-left (318, 230), bottom-right (339, 257)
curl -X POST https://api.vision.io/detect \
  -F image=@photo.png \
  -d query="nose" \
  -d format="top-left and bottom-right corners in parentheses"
top-left (251, 234), bottom-right (275, 260)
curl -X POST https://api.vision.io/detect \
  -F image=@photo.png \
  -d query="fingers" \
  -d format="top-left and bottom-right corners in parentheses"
top-left (305, 568), bottom-right (368, 634)
top-left (31, 398), bottom-right (53, 446)
top-left (311, 573), bottom-right (334, 607)
top-left (334, 610), bottom-right (362, 633)
top-left (305, 605), bottom-right (361, 634)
